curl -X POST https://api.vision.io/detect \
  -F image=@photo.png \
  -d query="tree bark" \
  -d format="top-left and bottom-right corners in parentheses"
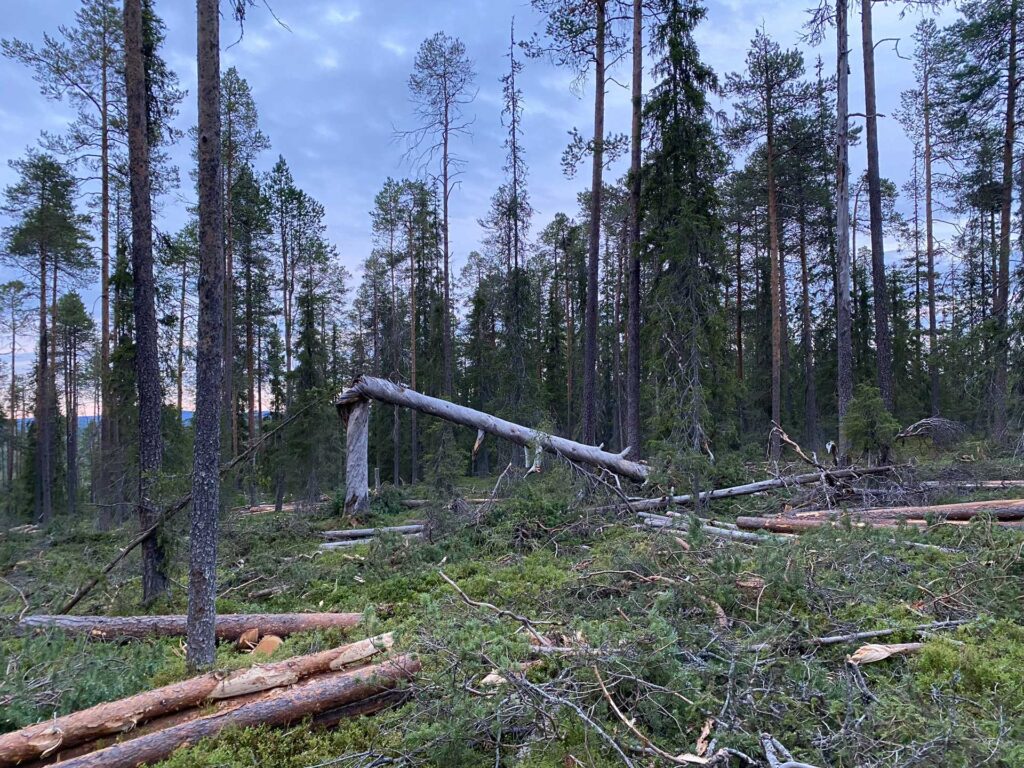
top-left (798, 214), bottom-right (817, 447)
top-left (18, 612), bottom-right (363, 640)
top-left (0, 634), bottom-right (391, 766)
top-left (835, 0), bottom-right (853, 459)
top-left (343, 398), bottom-right (370, 516)
top-left (36, 657), bottom-right (419, 768)
top-left (338, 376), bottom-right (649, 481)
top-left (189, 0), bottom-right (225, 671)
top-left (625, 0), bottom-right (642, 459)
top-left (992, 0), bottom-right (1017, 440)
top-left (125, 0), bottom-right (167, 604)
top-left (582, 0), bottom-right (606, 446)
top-left (923, 57), bottom-right (939, 415)
top-left (766, 108), bottom-right (783, 461)
top-left (860, 0), bottom-right (895, 412)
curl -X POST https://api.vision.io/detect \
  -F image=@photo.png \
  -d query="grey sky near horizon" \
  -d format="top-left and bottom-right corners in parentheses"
top-left (0, 0), bottom-right (958, 388)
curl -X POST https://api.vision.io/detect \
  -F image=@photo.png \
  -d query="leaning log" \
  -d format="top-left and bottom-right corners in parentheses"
top-left (17, 612), bottom-right (362, 640)
top-left (0, 634), bottom-right (393, 766)
top-left (337, 376), bottom-right (649, 482)
top-left (45, 656), bottom-right (420, 768)
top-left (323, 524), bottom-right (424, 540)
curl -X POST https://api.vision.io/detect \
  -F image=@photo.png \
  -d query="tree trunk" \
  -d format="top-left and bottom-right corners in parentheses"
top-left (343, 398), bottom-right (370, 516)
top-left (798, 215), bottom-right (817, 447)
top-left (189, 0), bottom-right (225, 672)
top-left (625, 0), bottom-right (642, 458)
top-left (860, 0), bottom-right (895, 412)
top-left (99, 21), bottom-right (113, 506)
top-left (582, 0), bottom-right (606, 446)
top-left (766, 115), bottom-right (783, 461)
top-left (441, 112), bottom-right (453, 398)
top-left (836, 0), bottom-right (853, 458)
top-left (992, 0), bottom-right (1017, 441)
top-left (33, 657), bottom-right (419, 768)
top-left (34, 237), bottom-right (52, 524)
top-left (0, 634), bottom-right (390, 766)
top-left (125, 0), bottom-right (167, 603)
top-left (177, 253), bottom-right (187, 417)
top-left (922, 56), bottom-right (940, 416)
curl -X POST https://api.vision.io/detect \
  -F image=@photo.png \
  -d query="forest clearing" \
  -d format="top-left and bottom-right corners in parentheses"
top-left (2, 0), bottom-right (1023, 765)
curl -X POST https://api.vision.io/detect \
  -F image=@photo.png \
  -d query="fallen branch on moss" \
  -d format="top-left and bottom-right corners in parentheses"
top-left (0, 633), bottom-right (392, 766)
top-left (17, 612), bottom-right (362, 640)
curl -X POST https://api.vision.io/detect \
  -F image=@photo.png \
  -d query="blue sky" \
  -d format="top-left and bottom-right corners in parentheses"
top-left (1, 0), bottom-right (956, 343)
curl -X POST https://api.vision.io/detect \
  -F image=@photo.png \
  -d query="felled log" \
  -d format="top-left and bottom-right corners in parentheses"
top-left (919, 480), bottom-right (1024, 490)
top-left (0, 634), bottom-right (393, 766)
top-left (640, 513), bottom-right (789, 544)
top-left (786, 498), bottom-right (1024, 522)
top-left (401, 498), bottom-right (493, 508)
top-left (320, 533), bottom-right (423, 550)
top-left (46, 656), bottom-right (420, 768)
top-left (323, 524), bottom-right (424, 540)
top-left (736, 516), bottom-right (916, 533)
top-left (17, 612), bottom-right (362, 640)
top-left (337, 376), bottom-right (648, 482)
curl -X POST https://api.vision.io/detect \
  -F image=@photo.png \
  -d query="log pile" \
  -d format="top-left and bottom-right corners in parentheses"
top-left (737, 498), bottom-right (1024, 534)
top-left (0, 635), bottom-right (413, 768)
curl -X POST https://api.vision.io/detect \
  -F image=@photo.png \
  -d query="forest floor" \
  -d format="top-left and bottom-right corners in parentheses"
top-left (2, 454), bottom-right (1024, 767)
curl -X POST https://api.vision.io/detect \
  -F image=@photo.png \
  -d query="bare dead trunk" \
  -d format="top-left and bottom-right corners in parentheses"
top-left (582, 0), bottom-right (606, 446)
top-left (625, 0), bottom-right (642, 458)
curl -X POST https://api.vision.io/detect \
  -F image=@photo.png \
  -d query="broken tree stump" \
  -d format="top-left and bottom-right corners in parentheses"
top-left (17, 612), bottom-right (362, 640)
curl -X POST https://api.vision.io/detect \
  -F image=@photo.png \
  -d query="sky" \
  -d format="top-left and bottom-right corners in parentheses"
top-left (0, 0), bottom-right (958, 359)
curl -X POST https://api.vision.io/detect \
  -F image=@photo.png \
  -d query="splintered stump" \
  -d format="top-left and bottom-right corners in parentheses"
top-left (42, 656), bottom-right (420, 768)
top-left (17, 612), bottom-right (362, 640)
top-left (343, 398), bottom-right (370, 516)
top-left (0, 634), bottom-right (393, 767)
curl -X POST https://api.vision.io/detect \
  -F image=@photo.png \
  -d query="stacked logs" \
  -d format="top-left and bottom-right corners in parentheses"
top-left (0, 633), bottom-right (416, 768)
top-left (320, 524), bottom-right (425, 551)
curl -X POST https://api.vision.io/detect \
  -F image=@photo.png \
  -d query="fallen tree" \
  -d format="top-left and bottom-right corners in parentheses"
top-left (336, 377), bottom-right (650, 499)
top-left (42, 656), bottom-right (420, 768)
top-left (593, 465), bottom-right (898, 515)
top-left (323, 524), bottom-right (425, 540)
top-left (17, 612), bottom-right (362, 640)
top-left (0, 634), bottom-right (392, 766)
top-left (320, 533), bottom-right (423, 550)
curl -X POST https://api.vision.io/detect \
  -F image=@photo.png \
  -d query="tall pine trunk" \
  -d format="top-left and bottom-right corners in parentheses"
top-left (835, 0), bottom-right (854, 459)
top-left (189, 0), bottom-right (225, 671)
top-left (582, 0), bottom-right (606, 446)
top-left (126, 0), bottom-right (166, 604)
top-left (992, 0), bottom-right (1017, 441)
top-left (625, 0), bottom-right (642, 458)
top-left (798, 214), bottom-right (817, 446)
top-left (766, 115), bottom-right (783, 462)
top-left (860, 0), bottom-right (895, 412)
top-left (34, 241), bottom-right (52, 523)
top-left (923, 60), bottom-right (940, 416)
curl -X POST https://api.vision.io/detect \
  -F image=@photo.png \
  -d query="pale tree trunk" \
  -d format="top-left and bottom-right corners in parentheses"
top-left (625, 0), bottom-right (642, 458)
top-left (582, 0), bottom-right (606, 445)
top-left (836, 0), bottom-right (853, 458)
top-left (798, 214), bottom-right (817, 446)
top-left (177, 255), bottom-right (187, 417)
top-left (860, 0), bottom-right (895, 412)
top-left (189, 0), bottom-right (225, 671)
top-left (992, 0), bottom-right (1017, 441)
top-left (923, 60), bottom-right (940, 416)
top-left (125, 0), bottom-right (166, 603)
top-left (408, 219), bottom-right (418, 483)
top-left (441, 111), bottom-right (453, 398)
top-left (224, 109), bottom-right (237, 456)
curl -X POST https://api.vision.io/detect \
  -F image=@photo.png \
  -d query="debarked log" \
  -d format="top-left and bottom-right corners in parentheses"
top-left (322, 524), bottom-right (425, 540)
top-left (17, 612), bottom-right (363, 640)
top-left (45, 656), bottom-right (420, 768)
top-left (0, 634), bottom-right (393, 766)
top-left (337, 376), bottom-right (649, 482)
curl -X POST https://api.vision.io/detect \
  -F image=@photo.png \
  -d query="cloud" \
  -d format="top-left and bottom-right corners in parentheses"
top-left (323, 5), bottom-right (361, 25)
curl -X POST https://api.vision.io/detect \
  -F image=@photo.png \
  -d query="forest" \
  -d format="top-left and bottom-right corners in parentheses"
top-left (0, 0), bottom-right (1022, 766)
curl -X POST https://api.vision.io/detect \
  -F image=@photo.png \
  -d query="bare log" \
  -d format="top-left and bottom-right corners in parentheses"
top-left (0, 634), bottom-right (392, 766)
top-left (337, 376), bottom-right (649, 481)
top-left (323, 524), bottom-right (424, 540)
top-left (17, 612), bottom-right (362, 640)
top-left (919, 480), bottom-right (1024, 490)
top-left (790, 498), bottom-right (1024, 521)
top-left (596, 465), bottom-right (897, 514)
top-left (320, 533), bottom-right (423, 550)
top-left (45, 656), bottom-right (419, 768)
top-left (641, 514), bottom-right (789, 544)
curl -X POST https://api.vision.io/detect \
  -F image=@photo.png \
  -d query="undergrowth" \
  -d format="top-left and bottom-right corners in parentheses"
top-left (1, 458), bottom-right (1022, 767)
